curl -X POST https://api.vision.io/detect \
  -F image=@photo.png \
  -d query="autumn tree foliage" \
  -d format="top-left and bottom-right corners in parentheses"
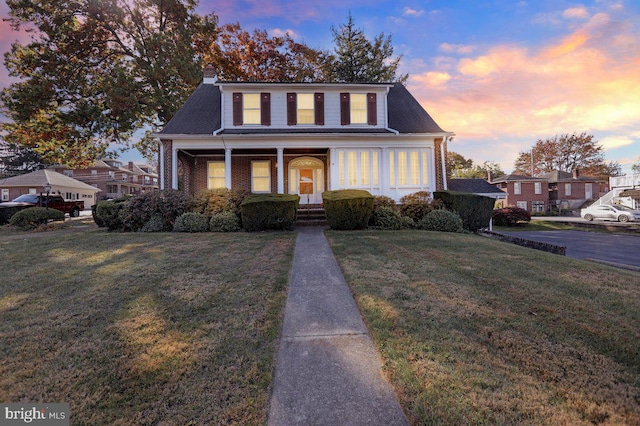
top-left (446, 151), bottom-right (504, 179)
top-left (1, 0), bottom-right (217, 168)
top-left (513, 133), bottom-right (621, 180)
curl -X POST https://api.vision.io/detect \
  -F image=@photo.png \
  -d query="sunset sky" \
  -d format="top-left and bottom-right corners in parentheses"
top-left (1, 0), bottom-right (639, 173)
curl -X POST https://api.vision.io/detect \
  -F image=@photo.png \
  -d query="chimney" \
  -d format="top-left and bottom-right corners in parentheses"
top-left (487, 171), bottom-right (493, 182)
top-left (203, 65), bottom-right (217, 84)
top-left (128, 161), bottom-right (134, 171)
top-left (572, 169), bottom-right (579, 179)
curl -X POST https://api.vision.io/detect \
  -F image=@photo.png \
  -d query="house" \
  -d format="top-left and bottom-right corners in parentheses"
top-left (156, 69), bottom-right (454, 203)
top-left (0, 169), bottom-right (101, 209)
top-left (490, 174), bottom-right (549, 213)
top-left (538, 169), bottom-right (601, 210)
top-left (602, 172), bottom-right (640, 209)
top-left (54, 159), bottom-right (159, 200)
top-left (448, 178), bottom-right (507, 202)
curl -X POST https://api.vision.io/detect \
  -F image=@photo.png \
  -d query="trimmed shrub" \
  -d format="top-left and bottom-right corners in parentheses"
top-left (434, 190), bottom-right (495, 232)
top-left (369, 207), bottom-right (414, 230)
top-left (399, 191), bottom-right (436, 222)
top-left (9, 207), bottom-right (65, 230)
top-left (119, 190), bottom-right (193, 232)
top-left (241, 194), bottom-right (299, 231)
top-left (323, 190), bottom-right (374, 230)
top-left (210, 211), bottom-right (241, 232)
top-left (1, 205), bottom-right (31, 225)
top-left (373, 195), bottom-right (397, 210)
top-left (140, 215), bottom-right (165, 233)
top-left (173, 212), bottom-right (210, 232)
top-left (419, 209), bottom-right (464, 233)
top-left (193, 188), bottom-right (249, 217)
top-left (492, 207), bottom-right (531, 226)
top-left (91, 204), bottom-right (104, 227)
top-left (96, 200), bottom-right (129, 231)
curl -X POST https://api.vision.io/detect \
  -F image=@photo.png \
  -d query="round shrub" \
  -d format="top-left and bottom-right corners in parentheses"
top-left (492, 207), bottom-right (531, 226)
top-left (173, 212), bottom-right (210, 232)
top-left (399, 191), bottom-right (435, 222)
top-left (193, 188), bottom-right (249, 217)
top-left (373, 195), bottom-right (397, 210)
top-left (369, 207), bottom-right (414, 230)
top-left (419, 209), bottom-right (464, 233)
top-left (119, 190), bottom-right (193, 232)
top-left (210, 211), bottom-right (241, 232)
top-left (9, 207), bottom-right (65, 230)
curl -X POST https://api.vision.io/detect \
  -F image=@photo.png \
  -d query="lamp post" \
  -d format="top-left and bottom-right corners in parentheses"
top-left (44, 183), bottom-right (51, 226)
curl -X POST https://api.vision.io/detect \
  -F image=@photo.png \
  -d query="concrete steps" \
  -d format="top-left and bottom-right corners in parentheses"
top-left (296, 207), bottom-right (328, 227)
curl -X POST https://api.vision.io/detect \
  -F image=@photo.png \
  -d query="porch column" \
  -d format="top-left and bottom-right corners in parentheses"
top-left (171, 147), bottom-right (178, 189)
top-left (225, 148), bottom-right (232, 189)
top-left (277, 147), bottom-right (284, 193)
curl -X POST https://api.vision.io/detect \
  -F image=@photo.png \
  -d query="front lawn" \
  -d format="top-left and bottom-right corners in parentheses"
top-left (327, 230), bottom-right (640, 425)
top-left (0, 226), bottom-right (296, 424)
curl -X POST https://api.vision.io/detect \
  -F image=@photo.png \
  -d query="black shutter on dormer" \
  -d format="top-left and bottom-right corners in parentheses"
top-left (314, 93), bottom-right (324, 125)
top-left (287, 93), bottom-right (297, 125)
top-left (233, 92), bottom-right (242, 126)
top-left (367, 93), bottom-right (377, 125)
top-left (261, 93), bottom-right (271, 126)
top-left (340, 93), bottom-right (350, 125)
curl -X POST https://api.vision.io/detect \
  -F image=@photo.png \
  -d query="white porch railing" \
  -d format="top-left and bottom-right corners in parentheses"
top-left (609, 173), bottom-right (640, 189)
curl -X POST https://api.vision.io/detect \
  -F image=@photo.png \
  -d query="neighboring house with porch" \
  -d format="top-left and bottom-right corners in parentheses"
top-left (539, 169), bottom-right (601, 210)
top-left (54, 159), bottom-right (158, 200)
top-left (490, 174), bottom-right (549, 213)
top-left (0, 169), bottom-right (100, 209)
top-left (156, 70), bottom-right (454, 203)
top-left (600, 172), bottom-right (640, 209)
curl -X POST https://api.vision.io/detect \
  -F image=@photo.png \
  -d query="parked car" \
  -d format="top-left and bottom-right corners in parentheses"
top-left (580, 204), bottom-right (640, 223)
top-left (0, 194), bottom-right (85, 224)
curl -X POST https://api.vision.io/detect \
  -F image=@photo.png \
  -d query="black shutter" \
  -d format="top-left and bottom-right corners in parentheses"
top-left (287, 93), bottom-right (297, 125)
top-left (314, 93), bottom-right (324, 125)
top-left (340, 93), bottom-right (350, 125)
top-left (367, 93), bottom-right (377, 125)
top-left (233, 93), bottom-right (243, 126)
top-left (261, 93), bottom-right (271, 126)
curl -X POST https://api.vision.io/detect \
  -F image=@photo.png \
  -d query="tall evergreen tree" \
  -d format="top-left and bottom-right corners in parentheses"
top-left (329, 13), bottom-right (407, 83)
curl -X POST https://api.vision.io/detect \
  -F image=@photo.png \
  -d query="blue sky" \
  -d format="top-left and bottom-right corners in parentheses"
top-left (2, 0), bottom-right (639, 173)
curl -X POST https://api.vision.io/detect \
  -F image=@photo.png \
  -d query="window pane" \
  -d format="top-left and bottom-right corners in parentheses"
top-left (348, 151), bottom-right (357, 186)
top-left (254, 178), bottom-right (270, 192)
top-left (316, 169), bottom-right (323, 192)
top-left (422, 151), bottom-right (429, 185)
top-left (372, 151), bottom-right (379, 186)
top-left (350, 94), bottom-right (367, 124)
top-left (361, 151), bottom-right (369, 186)
top-left (410, 151), bottom-right (419, 185)
top-left (289, 169), bottom-right (296, 193)
top-left (389, 151), bottom-right (395, 186)
top-left (339, 151), bottom-right (345, 187)
top-left (514, 182), bottom-right (521, 195)
top-left (208, 162), bottom-right (226, 189)
top-left (243, 93), bottom-right (261, 124)
top-left (297, 93), bottom-right (314, 124)
top-left (398, 151), bottom-right (408, 185)
top-left (252, 161), bottom-right (270, 192)
top-left (298, 93), bottom-right (314, 109)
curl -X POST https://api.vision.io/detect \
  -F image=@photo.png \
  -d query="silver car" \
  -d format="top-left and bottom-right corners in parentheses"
top-left (581, 204), bottom-right (640, 222)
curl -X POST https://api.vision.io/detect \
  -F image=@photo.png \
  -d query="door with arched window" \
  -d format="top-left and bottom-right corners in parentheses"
top-left (288, 157), bottom-right (324, 205)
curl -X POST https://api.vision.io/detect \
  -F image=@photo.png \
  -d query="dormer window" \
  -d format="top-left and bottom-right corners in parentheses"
top-left (287, 93), bottom-right (324, 125)
top-left (233, 92), bottom-right (271, 126)
top-left (340, 93), bottom-right (377, 125)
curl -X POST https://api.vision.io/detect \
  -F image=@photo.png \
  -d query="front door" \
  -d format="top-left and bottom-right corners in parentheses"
top-left (289, 157), bottom-right (324, 205)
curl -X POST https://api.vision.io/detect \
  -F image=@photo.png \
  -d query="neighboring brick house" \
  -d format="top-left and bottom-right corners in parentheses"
top-left (54, 159), bottom-right (158, 200)
top-left (490, 174), bottom-right (549, 213)
top-left (156, 69), bottom-right (454, 203)
top-left (539, 170), bottom-right (601, 210)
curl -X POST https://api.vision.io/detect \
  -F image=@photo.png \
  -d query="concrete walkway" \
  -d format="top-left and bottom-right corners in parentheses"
top-left (267, 227), bottom-right (408, 426)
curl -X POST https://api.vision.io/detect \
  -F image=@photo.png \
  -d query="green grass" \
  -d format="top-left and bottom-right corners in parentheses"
top-left (327, 230), bottom-right (640, 425)
top-left (0, 222), bottom-right (296, 425)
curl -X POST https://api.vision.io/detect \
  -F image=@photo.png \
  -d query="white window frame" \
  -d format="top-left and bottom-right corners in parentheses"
top-left (565, 183), bottom-right (572, 196)
top-left (243, 93), bottom-right (261, 125)
top-left (388, 149), bottom-right (429, 189)
top-left (516, 201), bottom-right (527, 210)
top-left (514, 182), bottom-right (522, 195)
top-left (1, 189), bottom-right (9, 201)
top-left (337, 149), bottom-right (381, 190)
top-left (251, 160), bottom-right (271, 193)
top-left (534, 182), bottom-right (542, 194)
top-left (207, 161), bottom-right (226, 189)
top-left (350, 93), bottom-right (367, 124)
top-left (297, 93), bottom-right (314, 125)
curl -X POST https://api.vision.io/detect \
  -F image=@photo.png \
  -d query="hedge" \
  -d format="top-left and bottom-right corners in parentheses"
top-left (9, 207), bottom-right (65, 229)
top-left (434, 190), bottom-right (495, 232)
top-left (322, 190), bottom-right (374, 230)
top-left (240, 194), bottom-right (299, 231)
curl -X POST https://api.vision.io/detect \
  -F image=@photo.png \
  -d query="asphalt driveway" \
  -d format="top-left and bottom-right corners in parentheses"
top-left (498, 230), bottom-right (640, 269)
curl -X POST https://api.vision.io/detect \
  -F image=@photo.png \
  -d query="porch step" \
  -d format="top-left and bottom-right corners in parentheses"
top-left (296, 207), bottom-right (328, 227)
